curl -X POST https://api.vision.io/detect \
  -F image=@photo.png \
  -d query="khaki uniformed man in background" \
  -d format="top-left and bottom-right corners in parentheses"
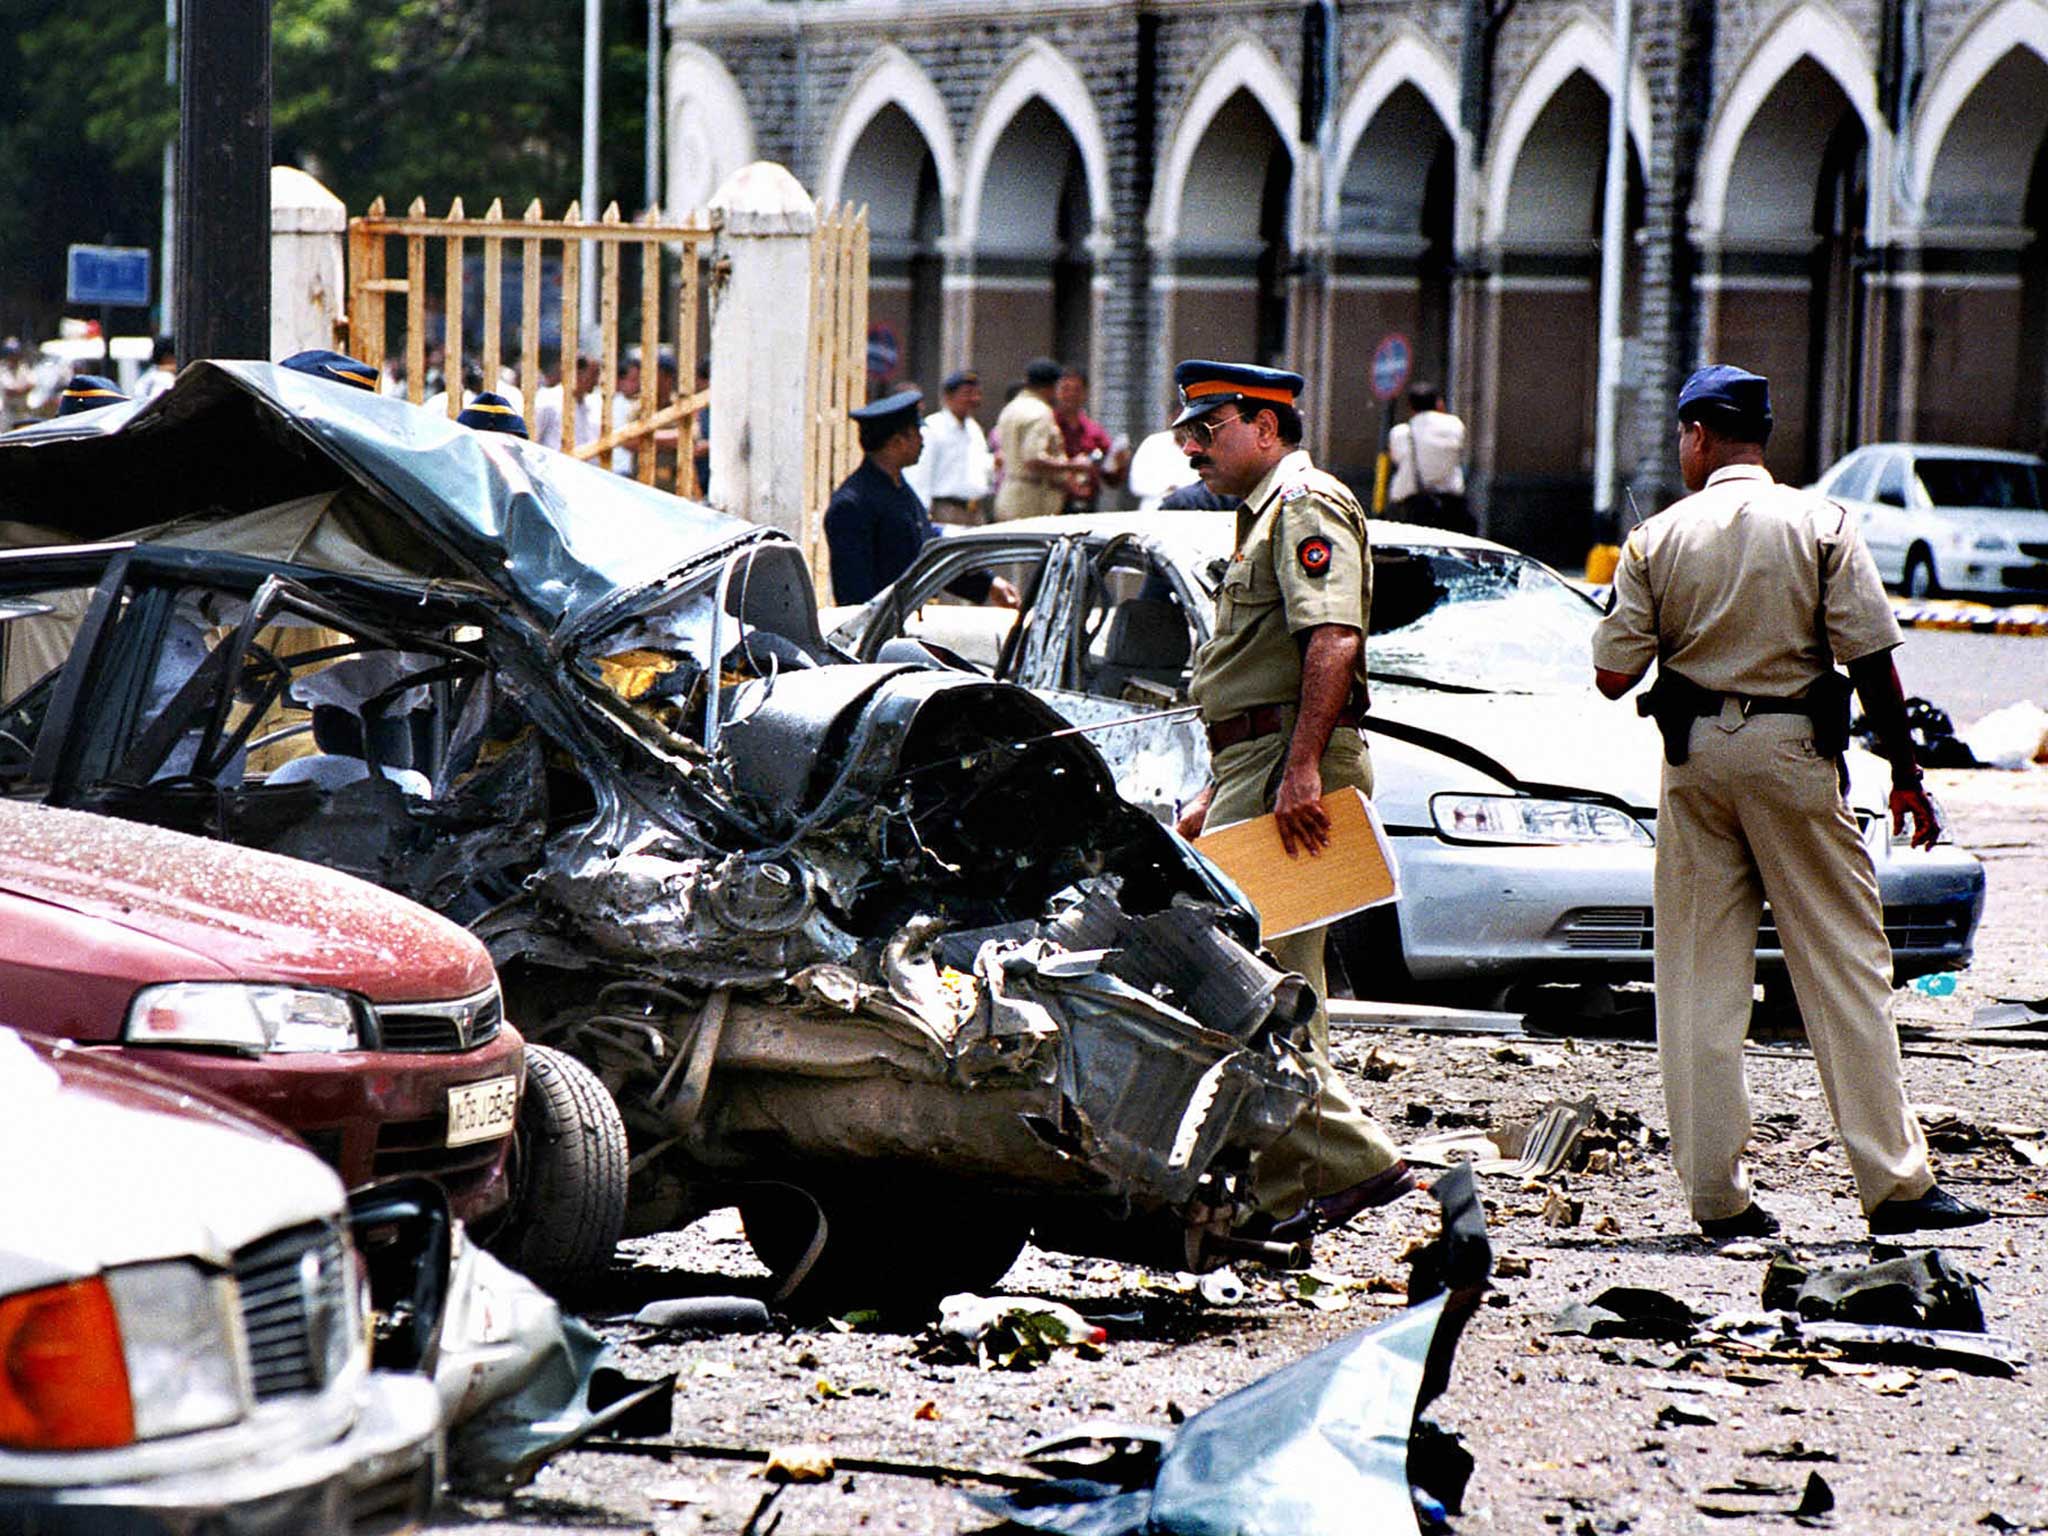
top-left (1593, 364), bottom-right (1989, 1240)
top-left (1168, 359), bottom-right (1413, 1239)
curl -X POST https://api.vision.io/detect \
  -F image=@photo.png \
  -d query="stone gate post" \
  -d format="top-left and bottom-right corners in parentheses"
top-left (270, 166), bottom-right (346, 361)
top-left (706, 162), bottom-right (815, 545)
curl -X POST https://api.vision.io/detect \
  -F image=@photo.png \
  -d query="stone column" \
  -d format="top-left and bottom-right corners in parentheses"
top-left (270, 167), bottom-right (347, 362)
top-left (707, 162), bottom-right (816, 546)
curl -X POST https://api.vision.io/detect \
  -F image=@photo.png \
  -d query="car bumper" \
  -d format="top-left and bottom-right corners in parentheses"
top-left (1384, 833), bottom-right (1984, 986)
top-left (82, 1026), bottom-right (525, 1223)
top-left (0, 1372), bottom-right (441, 1536)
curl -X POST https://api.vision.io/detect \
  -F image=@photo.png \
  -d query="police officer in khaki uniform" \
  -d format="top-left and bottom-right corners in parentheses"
top-left (1593, 364), bottom-right (1988, 1240)
top-left (1168, 360), bottom-right (1412, 1237)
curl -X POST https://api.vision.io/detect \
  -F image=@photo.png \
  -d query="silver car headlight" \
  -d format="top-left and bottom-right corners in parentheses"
top-left (1431, 793), bottom-right (1654, 846)
top-left (103, 1261), bottom-right (245, 1440)
top-left (125, 982), bottom-right (362, 1054)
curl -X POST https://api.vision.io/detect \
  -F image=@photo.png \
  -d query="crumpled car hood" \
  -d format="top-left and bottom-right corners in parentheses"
top-left (0, 360), bottom-right (757, 637)
top-left (0, 801), bottom-right (494, 1002)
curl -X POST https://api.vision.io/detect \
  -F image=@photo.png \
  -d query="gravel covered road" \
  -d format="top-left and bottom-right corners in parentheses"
top-left (438, 765), bottom-right (2048, 1536)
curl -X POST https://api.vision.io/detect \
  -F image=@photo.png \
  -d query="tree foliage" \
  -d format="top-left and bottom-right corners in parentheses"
top-left (0, 0), bottom-right (651, 338)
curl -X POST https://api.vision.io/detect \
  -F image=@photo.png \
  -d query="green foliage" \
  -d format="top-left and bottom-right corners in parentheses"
top-left (0, 0), bottom-right (652, 335)
top-left (0, 0), bottom-right (174, 335)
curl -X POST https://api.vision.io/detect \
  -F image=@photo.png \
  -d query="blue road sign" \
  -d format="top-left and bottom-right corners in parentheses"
top-left (1370, 333), bottom-right (1412, 402)
top-left (67, 245), bottom-right (153, 309)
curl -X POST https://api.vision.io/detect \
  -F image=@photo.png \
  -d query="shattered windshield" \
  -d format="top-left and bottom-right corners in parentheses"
top-left (1367, 548), bottom-right (1600, 695)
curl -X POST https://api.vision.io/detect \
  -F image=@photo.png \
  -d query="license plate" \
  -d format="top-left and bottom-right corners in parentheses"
top-left (446, 1076), bottom-right (519, 1147)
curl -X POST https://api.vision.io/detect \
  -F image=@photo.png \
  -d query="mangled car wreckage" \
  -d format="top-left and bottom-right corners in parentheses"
top-left (0, 364), bottom-right (1316, 1302)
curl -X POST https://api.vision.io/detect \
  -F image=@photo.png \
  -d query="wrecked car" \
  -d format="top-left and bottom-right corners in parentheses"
top-left (828, 512), bottom-right (1987, 1008)
top-left (0, 1025), bottom-right (442, 1531)
top-left (0, 363), bottom-right (1316, 1304)
top-left (0, 797), bottom-right (546, 1234)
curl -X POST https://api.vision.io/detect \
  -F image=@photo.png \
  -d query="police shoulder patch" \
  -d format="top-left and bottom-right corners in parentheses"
top-left (1296, 535), bottom-right (1334, 576)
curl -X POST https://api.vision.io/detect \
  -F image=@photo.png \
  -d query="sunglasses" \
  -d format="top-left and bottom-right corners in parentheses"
top-left (1173, 410), bottom-right (1244, 451)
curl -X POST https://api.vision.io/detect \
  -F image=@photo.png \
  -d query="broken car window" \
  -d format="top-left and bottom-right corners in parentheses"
top-left (1367, 550), bottom-right (1601, 695)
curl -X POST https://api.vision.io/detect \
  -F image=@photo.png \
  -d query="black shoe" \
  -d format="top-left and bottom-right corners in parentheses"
top-left (1698, 1203), bottom-right (1780, 1241)
top-left (1252, 1162), bottom-right (1421, 1246)
top-left (1308, 1161), bottom-right (1421, 1231)
top-left (1868, 1185), bottom-right (1989, 1235)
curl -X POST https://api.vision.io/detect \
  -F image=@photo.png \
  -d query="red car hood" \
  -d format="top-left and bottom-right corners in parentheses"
top-left (0, 801), bottom-right (494, 1003)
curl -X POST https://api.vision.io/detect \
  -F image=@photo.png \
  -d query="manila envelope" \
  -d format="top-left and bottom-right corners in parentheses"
top-left (1194, 787), bottom-right (1401, 942)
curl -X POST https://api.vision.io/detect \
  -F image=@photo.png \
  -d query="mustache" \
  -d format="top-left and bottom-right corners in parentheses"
top-left (1189, 455), bottom-right (1213, 471)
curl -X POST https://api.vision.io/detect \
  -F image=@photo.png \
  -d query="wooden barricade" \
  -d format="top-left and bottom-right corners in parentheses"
top-left (804, 203), bottom-right (869, 586)
top-left (345, 198), bottom-right (715, 497)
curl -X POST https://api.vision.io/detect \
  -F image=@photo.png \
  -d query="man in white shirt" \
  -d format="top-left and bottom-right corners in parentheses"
top-left (1386, 383), bottom-right (1472, 534)
top-left (132, 337), bottom-right (178, 403)
top-left (905, 369), bottom-right (995, 524)
top-left (532, 353), bottom-right (602, 458)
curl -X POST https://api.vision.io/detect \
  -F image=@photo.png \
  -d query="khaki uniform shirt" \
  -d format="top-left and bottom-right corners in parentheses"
top-left (992, 392), bottom-right (1065, 521)
top-left (1190, 449), bottom-right (1373, 722)
top-left (1592, 463), bottom-right (1901, 695)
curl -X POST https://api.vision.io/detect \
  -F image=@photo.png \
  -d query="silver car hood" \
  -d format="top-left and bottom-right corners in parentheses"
top-left (0, 1030), bottom-right (345, 1293)
top-left (1372, 685), bottom-right (1667, 808)
top-left (1372, 683), bottom-right (1894, 818)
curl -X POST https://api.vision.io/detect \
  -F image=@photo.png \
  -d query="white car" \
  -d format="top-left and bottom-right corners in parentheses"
top-left (828, 512), bottom-right (1986, 1006)
top-left (1813, 443), bottom-right (2048, 598)
top-left (0, 1026), bottom-right (441, 1532)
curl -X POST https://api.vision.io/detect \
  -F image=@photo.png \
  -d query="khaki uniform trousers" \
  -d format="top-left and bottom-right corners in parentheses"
top-left (1655, 709), bottom-right (1935, 1222)
top-left (1207, 723), bottom-right (1403, 1218)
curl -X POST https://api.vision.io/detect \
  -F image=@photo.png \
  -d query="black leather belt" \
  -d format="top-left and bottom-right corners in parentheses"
top-left (1207, 703), bottom-right (1362, 753)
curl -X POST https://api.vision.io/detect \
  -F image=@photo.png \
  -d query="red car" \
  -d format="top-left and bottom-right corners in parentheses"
top-left (0, 798), bottom-right (524, 1223)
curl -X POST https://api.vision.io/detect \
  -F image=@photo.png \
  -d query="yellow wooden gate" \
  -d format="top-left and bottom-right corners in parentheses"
top-left (344, 198), bottom-right (714, 496)
top-left (803, 203), bottom-right (870, 581)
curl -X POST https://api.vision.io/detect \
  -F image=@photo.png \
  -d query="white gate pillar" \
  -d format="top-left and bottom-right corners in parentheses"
top-left (270, 167), bottom-right (346, 362)
top-left (706, 162), bottom-right (816, 544)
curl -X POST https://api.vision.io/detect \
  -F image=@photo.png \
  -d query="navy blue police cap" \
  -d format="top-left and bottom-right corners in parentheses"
top-left (58, 375), bottom-right (127, 416)
top-left (1676, 365), bottom-right (1772, 432)
top-left (849, 388), bottom-right (923, 435)
top-left (456, 391), bottom-right (529, 438)
top-left (1171, 359), bottom-right (1306, 428)
top-left (280, 349), bottom-right (381, 392)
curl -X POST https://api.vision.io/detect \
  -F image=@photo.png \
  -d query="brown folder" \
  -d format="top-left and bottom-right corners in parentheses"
top-left (1194, 787), bottom-right (1401, 941)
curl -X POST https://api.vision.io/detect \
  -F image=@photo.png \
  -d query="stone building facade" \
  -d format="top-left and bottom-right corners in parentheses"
top-left (666, 0), bottom-right (2048, 561)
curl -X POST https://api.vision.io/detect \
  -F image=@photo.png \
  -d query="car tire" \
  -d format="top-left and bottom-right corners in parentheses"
top-left (493, 1043), bottom-right (629, 1290)
top-left (1903, 547), bottom-right (1939, 598)
top-left (738, 1180), bottom-right (1030, 1319)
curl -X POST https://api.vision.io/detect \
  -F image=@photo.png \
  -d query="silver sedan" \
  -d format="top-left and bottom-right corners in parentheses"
top-left (827, 512), bottom-right (1986, 1006)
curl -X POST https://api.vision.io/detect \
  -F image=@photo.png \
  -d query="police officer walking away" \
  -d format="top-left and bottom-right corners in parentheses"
top-left (1169, 359), bottom-right (1413, 1238)
top-left (1592, 364), bottom-right (1988, 1240)
top-left (825, 389), bottom-right (1019, 609)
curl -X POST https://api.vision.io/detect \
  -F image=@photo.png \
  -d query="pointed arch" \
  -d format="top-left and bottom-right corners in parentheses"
top-left (1694, 2), bottom-right (1879, 240)
top-left (819, 46), bottom-right (959, 229)
top-left (1148, 34), bottom-right (1301, 247)
top-left (1331, 29), bottom-right (1460, 228)
top-left (665, 43), bottom-right (757, 215)
top-left (1484, 13), bottom-right (1653, 245)
top-left (961, 40), bottom-right (1111, 245)
top-left (1909, 0), bottom-right (2048, 216)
